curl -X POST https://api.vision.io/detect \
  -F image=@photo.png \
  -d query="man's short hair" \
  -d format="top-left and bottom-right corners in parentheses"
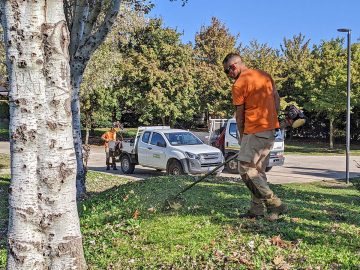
top-left (223, 53), bottom-right (242, 65)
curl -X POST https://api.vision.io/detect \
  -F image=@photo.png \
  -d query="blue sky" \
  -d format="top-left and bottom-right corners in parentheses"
top-left (149, 0), bottom-right (359, 49)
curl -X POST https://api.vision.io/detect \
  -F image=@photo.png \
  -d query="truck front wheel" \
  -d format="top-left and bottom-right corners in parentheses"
top-left (167, 160), bottom-right (184, 175)
top-left (225, 154), bottom-right (239, 174)
top-left (120, 154), bottom-right (135, 174)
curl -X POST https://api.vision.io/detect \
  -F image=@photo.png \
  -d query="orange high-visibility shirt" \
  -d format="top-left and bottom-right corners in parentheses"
top-left (101, 130), bottom-right (116, 148)
top-left (232, 69), bottom-right (280, 134)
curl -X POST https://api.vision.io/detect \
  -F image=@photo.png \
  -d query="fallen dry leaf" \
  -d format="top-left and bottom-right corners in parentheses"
top-left (132, 209), bottom-right (140, 219)
top-left (291, 217), bottom-right (300, 223)
top-left (273, 255), bottom-right (285, 265)
top-left (170, 202), bottom-right (182, 210)
top-left (147, 207), bottom-right (156, 213)
top-left (247, 240), bottom-right (255, 249)
top-left (213, 249), bottom-right (223, 258)
top-left (238, 257), bottom-right (254, 268)
top-left (270, 235), bottom-right (289, 248)
top-left (123, 194), bottom-right (129, 201)
top-left (279, 263), bottom-right (292, 270)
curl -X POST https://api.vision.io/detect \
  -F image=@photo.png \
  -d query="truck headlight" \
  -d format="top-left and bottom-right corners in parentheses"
top-left (185, 152), bottom-right (200, 160)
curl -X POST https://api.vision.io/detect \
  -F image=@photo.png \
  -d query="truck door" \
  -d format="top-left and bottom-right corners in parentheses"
top-left (138, 131), bottom-right (152, 166)
top-left (225, 121), bottom-right (240, 156)
top-left (138, 132), bottom-right (166, 169)
top-left (147, 132), bottom-right (167, 169)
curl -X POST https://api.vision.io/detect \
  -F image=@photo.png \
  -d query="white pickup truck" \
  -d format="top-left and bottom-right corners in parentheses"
top-left (208, 118), bottom-right (285, 173)
top-left (116, 126), bottom-right (225, 175)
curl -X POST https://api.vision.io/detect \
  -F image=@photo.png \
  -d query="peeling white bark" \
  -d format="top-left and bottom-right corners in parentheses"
top-left (1, 1), bottom-right (86, 269)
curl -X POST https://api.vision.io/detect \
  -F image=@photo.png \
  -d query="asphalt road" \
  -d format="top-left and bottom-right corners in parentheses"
top-left (1, 142), bottom-right (359, 184)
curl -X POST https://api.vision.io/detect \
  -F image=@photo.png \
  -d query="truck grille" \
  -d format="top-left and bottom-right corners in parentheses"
top-left (200, 152), bottom-right (220, 160)
top-left (199, 152), bottom-right (221, 166)
top-left (201, 163), bottom-right (222, 167)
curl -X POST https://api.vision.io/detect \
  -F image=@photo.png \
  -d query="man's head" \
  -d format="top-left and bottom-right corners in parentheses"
top-left (223, 53), bottom-right (244, 79)
top-left (110, 122), bottom-right (118, 132)
top-left (111, 121), bottom-right (124, 132)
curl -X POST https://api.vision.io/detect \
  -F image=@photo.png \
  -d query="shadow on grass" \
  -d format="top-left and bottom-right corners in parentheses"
top-left (0, 176), bottom-right (10, 246)
top-left (81, 175), bottom-right (360, 249)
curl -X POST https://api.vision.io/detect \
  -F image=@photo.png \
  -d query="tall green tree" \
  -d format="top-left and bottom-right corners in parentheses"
top-left (306, 38), bottom-right (348, 148)
top-left (240, 40), bottom-right (283, 87)
top-left (280, 33), bottom-right (313, 105)
top-left (80, 7), bottom-right (147, 140)
top-left (194, 17), bottom-right (238, 120)
top-left (116, 18), bottom-right (197, 126)
top-left (347, 42), bottom-right (360, 141)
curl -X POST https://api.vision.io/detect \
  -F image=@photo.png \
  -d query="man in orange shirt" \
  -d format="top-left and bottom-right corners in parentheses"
top-left (223, 53), bottom-right (287, 221)
top-left (101, 124), bottom-right (117, 170)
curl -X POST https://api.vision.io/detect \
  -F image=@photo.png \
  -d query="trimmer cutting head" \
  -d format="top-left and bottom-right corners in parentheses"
top-left (284, 104), bottom-right (307, 128)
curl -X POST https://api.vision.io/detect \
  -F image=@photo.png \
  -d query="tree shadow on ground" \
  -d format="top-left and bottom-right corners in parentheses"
top-left (0, 176), bottom-right (10, 246)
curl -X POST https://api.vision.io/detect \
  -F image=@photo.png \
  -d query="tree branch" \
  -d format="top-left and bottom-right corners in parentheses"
top-left (77, 0), bottom-right (121, 65)
top-left (82, 0), bottom-right (103, 40)
top-left (63, 0), bottom-right (76, 29)
top-left (69, 0), bottom-right (89, 60)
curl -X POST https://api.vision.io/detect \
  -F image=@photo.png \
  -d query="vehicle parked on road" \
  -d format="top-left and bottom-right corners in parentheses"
top-left (112, 126), bottom-right (225, 175)
top-left (208, 118), bottom-right (285, 173)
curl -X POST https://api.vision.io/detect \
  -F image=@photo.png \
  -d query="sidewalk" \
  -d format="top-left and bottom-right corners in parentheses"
top-left (1, 142), bottom-right (359, 184)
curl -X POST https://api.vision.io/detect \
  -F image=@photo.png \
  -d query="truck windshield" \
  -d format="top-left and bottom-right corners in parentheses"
top-left (164, 132), bottom-right (203, 146)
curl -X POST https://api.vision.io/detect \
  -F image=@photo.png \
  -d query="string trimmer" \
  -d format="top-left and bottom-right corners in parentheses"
top-left (163, 153), bottom-right (239, 211)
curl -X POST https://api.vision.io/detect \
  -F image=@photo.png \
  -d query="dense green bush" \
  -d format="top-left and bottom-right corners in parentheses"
top-left (0, 100), bottom-right (9, 120)
top-left (351, 177), bottom-right (360, 193)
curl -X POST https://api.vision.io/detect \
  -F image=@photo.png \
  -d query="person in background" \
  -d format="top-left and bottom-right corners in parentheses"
top-left (101, 123), bottom-right (118, 170)
top-left (222, 52), bottom-right (287, 221)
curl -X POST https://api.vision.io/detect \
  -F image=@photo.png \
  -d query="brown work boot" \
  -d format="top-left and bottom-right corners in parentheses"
top-left (266, 204), bottom-right (288, 221)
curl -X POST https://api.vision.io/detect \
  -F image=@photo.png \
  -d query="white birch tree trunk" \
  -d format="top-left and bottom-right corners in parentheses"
top-left (70, 72), bottom-right (86, 199)
top-left (65, 0), bottom-right (121, 199)
top-left (1, 1), bottom-right (86, 269)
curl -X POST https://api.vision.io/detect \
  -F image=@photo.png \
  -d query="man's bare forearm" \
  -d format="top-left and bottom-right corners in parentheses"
top-left (272, 80), bottom-right (280, 114)
top-left (235, 105), bottom-right (245, 140)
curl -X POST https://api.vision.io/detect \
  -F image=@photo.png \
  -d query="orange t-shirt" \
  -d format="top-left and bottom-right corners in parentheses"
top-left (101, 131), bottom-right (116, 148)
top-left (232, 69), bottom-right (280, 134)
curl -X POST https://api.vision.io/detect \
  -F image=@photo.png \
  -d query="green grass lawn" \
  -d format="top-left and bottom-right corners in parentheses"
top-left (2, 172), bottom-right (359, 269)
top-left (0, 154), bottom-right (10, 170)
top-left (285, 140), bottom-right (360, 156)
top-left (0, 175), bottom-right (9, 268)
top-left (0, 122), bottom-right (8, 142)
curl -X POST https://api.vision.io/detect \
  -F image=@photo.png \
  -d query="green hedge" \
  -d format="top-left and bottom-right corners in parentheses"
top-left (0, 100), bottom-right (9, 119)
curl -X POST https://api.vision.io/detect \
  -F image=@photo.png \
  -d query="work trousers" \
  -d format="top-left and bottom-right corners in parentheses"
top-left (105, 147), bottom-right (116, 167)
top-left (238, 130), bottom-right (282, 215)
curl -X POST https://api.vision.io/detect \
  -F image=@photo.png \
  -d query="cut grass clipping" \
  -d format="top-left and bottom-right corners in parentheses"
top-left (1, 172), bottom-right (360, 269)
